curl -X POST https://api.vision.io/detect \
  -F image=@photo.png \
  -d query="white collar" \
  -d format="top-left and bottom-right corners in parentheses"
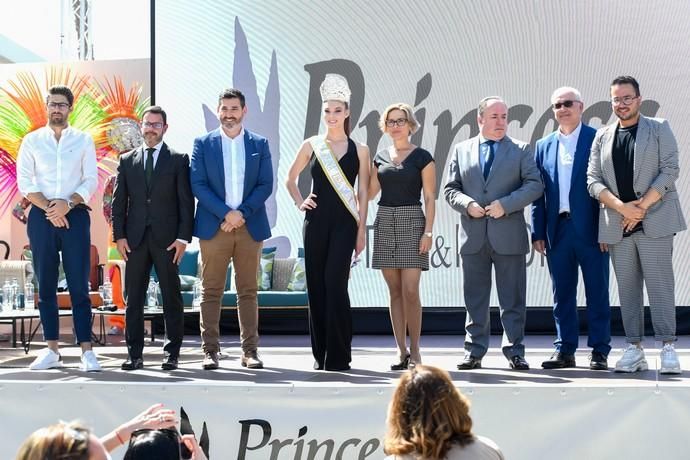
top-left (220, 126), bottom-right (245, 143)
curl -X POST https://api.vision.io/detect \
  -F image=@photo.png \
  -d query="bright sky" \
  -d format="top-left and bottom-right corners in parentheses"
top-left (1, 0), bottom-right (150, 61)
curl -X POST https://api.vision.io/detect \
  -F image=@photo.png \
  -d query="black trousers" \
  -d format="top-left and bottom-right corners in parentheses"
top-left (304, 212), bottom-right (357, 369)
top-left (124, 228), bottom-right (184, 359)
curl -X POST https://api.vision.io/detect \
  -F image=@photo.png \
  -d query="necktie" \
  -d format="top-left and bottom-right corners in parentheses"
top-left (483, 140), bottom-right (495, 179)
top-left (145, 148), bottom-right (155, 188)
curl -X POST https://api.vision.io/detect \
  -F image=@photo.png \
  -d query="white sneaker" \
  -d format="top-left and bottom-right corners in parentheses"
top-left (29, 348), bottom-right (63, 370)
top-left (614, 345), bottom-right (648, 373)
top-left (80, 350), bottom-right (102, 372)
top-left (660, 344), bottom-right (682, 375)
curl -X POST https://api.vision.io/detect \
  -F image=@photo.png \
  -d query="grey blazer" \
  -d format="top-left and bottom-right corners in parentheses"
top-left (587, 115), bottom-right (686, 244)
top-left (444, 135), bottom-right (543, 255)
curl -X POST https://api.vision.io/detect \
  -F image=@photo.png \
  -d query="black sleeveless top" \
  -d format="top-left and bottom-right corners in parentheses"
top-left (307, 138), bottom-right (359, 221)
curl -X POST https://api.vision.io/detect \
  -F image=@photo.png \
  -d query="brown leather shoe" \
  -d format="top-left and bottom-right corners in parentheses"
top-left (241, 351), bottom-right (264, 369)
top-left (202, 351), bottom-right (219, 370)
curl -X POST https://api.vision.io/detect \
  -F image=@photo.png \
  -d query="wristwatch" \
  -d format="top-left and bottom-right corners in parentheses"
top-left (67, 200), bottom-right (75, 210)
top-left (424, 232), bottom-right (433, 238)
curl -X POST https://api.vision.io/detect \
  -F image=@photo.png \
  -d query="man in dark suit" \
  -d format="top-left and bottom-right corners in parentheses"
top-left (531, 87), bottom-right (610, 370)
top-left (191, 88), bottom-right (273, 370)
top-left (445, 96), bottom-right (543, 370)
top-left (112, 105), bottom-right (194, 370)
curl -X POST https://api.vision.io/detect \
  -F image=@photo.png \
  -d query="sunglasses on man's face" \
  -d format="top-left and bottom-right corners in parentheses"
top-left (552, 100), bottom-right (579, 110)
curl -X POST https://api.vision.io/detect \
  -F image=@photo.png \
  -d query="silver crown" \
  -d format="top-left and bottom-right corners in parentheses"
top-left (319, 74), bottom-right (351, 104)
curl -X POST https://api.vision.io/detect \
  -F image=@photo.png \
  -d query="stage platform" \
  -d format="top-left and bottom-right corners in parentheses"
top-left (2, 334), bottom-right (689, 459)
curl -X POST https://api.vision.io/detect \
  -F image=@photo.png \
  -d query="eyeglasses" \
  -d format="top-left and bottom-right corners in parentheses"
top-left (611, 95), bottom-right (638, 106)
top-left (552, 100), bottom-right (579, 110)
top-left (142, 121), bottom-right (165, 129)
top-left (385, 118), bottom-right (408, 128)
top-left (47, 102), bottom-right (70, 110)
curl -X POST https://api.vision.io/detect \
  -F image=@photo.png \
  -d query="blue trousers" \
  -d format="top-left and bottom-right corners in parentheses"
top-left (27, 206), bottom-right (93, 343)
top-left (546, 217), bottom-right (611, 355)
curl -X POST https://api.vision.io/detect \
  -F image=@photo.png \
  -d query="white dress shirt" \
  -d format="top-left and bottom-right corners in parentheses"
top-left (17, 125), bottom-right (98, 203)
top-left (220, 127), bottom-right (245, 210)
top-left (556, 123), bottom-right (581, 214)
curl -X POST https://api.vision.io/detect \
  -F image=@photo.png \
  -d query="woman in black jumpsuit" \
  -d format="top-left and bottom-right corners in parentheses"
top-left (285, 74), bottom-right (369, 371)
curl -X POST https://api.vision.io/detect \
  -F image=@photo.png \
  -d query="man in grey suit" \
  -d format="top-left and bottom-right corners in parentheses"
top-left (445, 96), bottom-right (543, 370)
top-left (587, 76), bottom-right (686, 374)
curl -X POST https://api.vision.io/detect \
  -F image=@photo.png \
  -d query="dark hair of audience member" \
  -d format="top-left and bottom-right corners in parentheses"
top-left (384, 365), bottom-right (475, 460)
top-left (123, 429), bottom-right (184, 460)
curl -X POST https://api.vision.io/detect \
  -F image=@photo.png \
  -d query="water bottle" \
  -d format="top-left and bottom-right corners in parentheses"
top-left (2, 280), bottom-right (11, 311)
top-left (192, 279), bottom-right (202, 307)
top-left (102, 270), bottom-right (113, 308)
top-left (147, 279), bottom-right (158, 308)
top-left (24, 282), bottom-right (35, 310)
top-left (11, 278), bottom-right (19, 310)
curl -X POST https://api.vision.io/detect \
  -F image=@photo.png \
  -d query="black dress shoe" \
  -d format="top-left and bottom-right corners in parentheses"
top-left (390, 354), bottom-right (411, 371)
top-left (589, 351), bottom-right (609, 370)
top-left (457, 355), bottom-right (482, 370)
top-left (121, 357), bottom-right (144, 371)
top-left (313, 361), bottom-right (324, 370)
top-left (541, 352), bottom-right (576, 369)
top-left (161, 356), bottom-right (179, 370)
top-left (509, 355), bottom-right (530, 370)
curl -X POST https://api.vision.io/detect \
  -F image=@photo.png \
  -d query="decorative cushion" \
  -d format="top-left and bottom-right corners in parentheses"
top-left (179, 274), bottom-right (198, 291)
top-left (224, 264), bottom-right (233, 291)
top-left (22, 248), bottom-right (64, 289)
top-left (256, 247), bottom-right (276, 290)
top-left (179, 249), bottom-right (199, 277)
top-left (271, 258), bottom-right (295, 291)
top-left (287, 257), bottom-right (306, 291)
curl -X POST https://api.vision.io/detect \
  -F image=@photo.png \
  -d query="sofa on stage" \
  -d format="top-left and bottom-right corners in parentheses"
top-left (113, 247), bottom-right (308, 309)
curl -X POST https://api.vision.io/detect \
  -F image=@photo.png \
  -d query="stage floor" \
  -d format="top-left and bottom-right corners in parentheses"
top-left (1, 334), bottom-right (688, 387)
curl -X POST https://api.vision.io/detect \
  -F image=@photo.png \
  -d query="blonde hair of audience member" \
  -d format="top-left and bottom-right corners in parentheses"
top-left (15, 421), bottom-right (109, 460)
top-left (15, 404), bottom-right (179, 460)
top-left (384, 365), bottom-right (474, 460)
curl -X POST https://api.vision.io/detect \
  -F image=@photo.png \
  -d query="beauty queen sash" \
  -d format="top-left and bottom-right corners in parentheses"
top-left (309, 135), bottom-right (360, 224)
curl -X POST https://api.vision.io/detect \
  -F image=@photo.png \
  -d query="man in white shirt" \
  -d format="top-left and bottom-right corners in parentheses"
top-left (191, 88), bottom-right (273, 370)
top-left (531, 87), bottom-right (610, 370)
top-left (16, 85), bottom-right (101, 371)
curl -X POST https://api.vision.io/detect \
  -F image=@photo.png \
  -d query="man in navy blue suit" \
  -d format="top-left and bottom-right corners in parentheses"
top-left (531, 87), bottom-right (611, 370)
top-left (191, 88), bottom-right (273, 370)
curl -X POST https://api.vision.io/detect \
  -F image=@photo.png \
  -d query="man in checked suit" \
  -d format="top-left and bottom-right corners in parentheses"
top-left (588, 76), bottom-right (686, 374)
top-left (445, 96), bottom-right (543, 370)
top-left (112, 105), bottom-right (195, 371)
top-left (531, 87), bottom-right (611, 370)
top-left (191, 88), bottom-right (273, 370)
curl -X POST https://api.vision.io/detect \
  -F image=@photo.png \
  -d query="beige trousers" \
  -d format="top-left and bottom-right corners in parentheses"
top-left (199, 226), bottom-right (261, 353)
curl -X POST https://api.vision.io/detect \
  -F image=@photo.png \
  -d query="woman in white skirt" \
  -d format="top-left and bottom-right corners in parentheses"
top-left (369, 103), bottom-right (436, 370)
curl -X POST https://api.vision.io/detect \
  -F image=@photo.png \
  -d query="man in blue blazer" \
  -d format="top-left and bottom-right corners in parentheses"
top-left (191, 88), bottom-right (273, 370)
top-left (531, 87), bottom-right (610, 370)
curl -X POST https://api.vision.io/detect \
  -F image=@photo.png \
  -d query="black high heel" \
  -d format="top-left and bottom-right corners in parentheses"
top-left (390, 354), bottom-right (411, 371)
